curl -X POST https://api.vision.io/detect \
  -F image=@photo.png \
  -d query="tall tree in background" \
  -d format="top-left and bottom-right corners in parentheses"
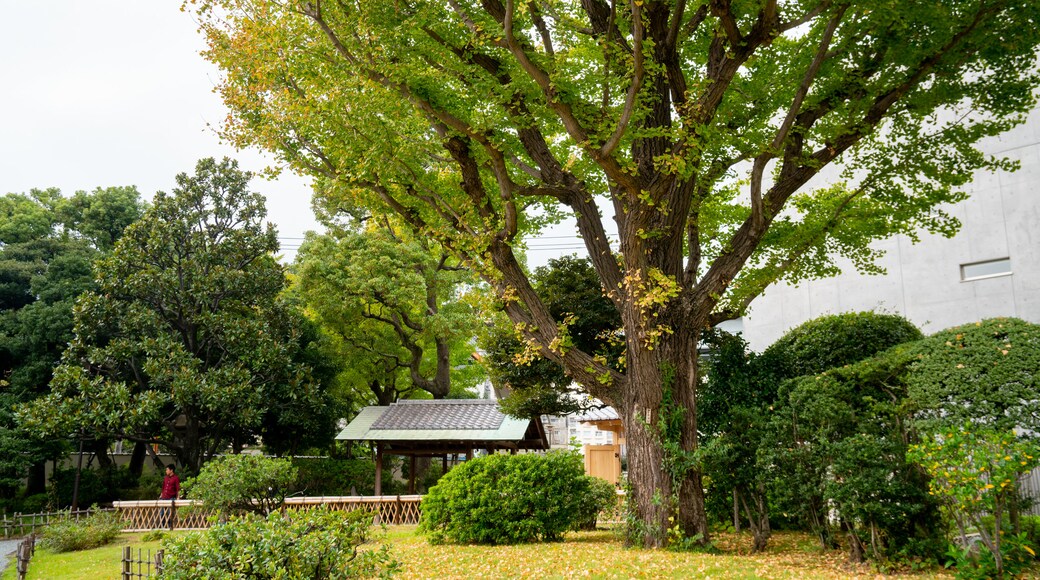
top-left (195, 0), bottom-right (1040, 544)
top-left (482, 255), bottom-right (622, 418)
top-left (0, 187), bottom-right (145, 496)
top-left (292, 221), bottom-right (484, 405)
top-left (19, 159), bottom-right (332, 474)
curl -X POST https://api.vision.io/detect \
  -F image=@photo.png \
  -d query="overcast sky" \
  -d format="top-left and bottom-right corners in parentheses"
top-left (0, 2), bottom-right (318, 260)
top-left (0, 2), bottom-right (601, 265)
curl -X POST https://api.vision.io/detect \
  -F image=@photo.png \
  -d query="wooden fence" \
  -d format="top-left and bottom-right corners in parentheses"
top-left (1022, 466), bottom-right (1040, 516)
top-left (13, 534), bottom-right (35, 580)
top-left (111, 495), bottom-right (424, 531)
top-left (121, 547), bottom-right (163, 580)
top-left (1, 509), bottom-right (108, 539)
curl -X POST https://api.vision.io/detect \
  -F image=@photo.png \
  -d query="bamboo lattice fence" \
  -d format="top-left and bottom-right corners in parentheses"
top-left (111, 495), bottom-right (424, 531)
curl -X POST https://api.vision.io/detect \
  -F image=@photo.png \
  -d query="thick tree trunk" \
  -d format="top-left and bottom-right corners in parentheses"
top-left (128, 441), bottom-right (146, 478)
top-left (621, 403), bottom-right (671, 547)
top-left (620, 323), bottom-right (709, 548)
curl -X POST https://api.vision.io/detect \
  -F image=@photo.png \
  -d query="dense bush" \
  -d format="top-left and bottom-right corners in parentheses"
top-left (39, 508), bottom-right (122, 553)
top-left (759, 311), bottom-right (923, 381)
top-left (903, 318), bottom-right (1040, 434)
top-left (161, 508), bottom-right (397, 579)
top-left (185, 454), bottom-right (297, 516)
top-left (574, 476), bottom-right (618, 531)
top-left (291, 457), bottom-right (402, 496)
top-left (419, 451), bottom-right (592, 544)
top-left (48, 465), bottom-right (138, 507)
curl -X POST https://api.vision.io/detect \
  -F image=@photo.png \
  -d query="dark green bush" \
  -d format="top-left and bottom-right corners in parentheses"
top-left (186, 454), bottom-right (297, 517)
top-left (574, 476), bottom-right (618, 531)
top-left (39, 508), bottom-right (122, 553)
top-left (48, 465), bottom-right (138, 507)
top-left (759, 311), bottom-right (922, 381)
top-left (419, 451), bottom-right (591, 544)
top-left (291, 457), bottom-right (402, 496)
top-left (161, 508), bottom-right (398, 579)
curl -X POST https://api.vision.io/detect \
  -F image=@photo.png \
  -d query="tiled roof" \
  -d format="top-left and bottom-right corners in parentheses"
top-left (336, 400), bottom-right (544, 446)
top-left (371, 400), bottom-right (504, 430)
top-left (575, 406), bottom-right (620, 422)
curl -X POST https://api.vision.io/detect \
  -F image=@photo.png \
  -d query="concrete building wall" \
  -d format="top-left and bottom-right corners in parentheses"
top-left (740, 107), bottom-right (1040, 352)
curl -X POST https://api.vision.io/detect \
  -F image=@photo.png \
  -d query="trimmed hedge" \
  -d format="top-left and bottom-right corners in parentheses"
top-left (419, 451), bottom-right (593, 544)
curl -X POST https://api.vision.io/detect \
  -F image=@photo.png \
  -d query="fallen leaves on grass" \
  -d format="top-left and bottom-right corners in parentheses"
top-left (386, 528), bottom-right (952, 579)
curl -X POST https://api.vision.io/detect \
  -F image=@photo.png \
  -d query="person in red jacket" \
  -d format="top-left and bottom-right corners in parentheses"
top-left (159, 464), bottom-right (180, 529)
top-left (160, 464), bottom-right (180, 500)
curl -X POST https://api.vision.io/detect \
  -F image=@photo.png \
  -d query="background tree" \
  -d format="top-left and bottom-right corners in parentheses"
top-left (0, 187), bottom-right (145, 498)
top-left (195, 0), bottom-right (1040, 545)
top-left (292, 221), bottom-right (484, 405)
top-left (19, 158), bottom-right (332, 475)
top-left (481, 255), bottom-right (622, 418)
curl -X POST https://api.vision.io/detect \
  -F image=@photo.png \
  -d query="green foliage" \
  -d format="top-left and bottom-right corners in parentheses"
top-left (0, 186), bottom-right (145, 497)
top-left (47, 466), bottom-right (138, 508)
top-left (909, 426), bottom-right (1039, 579)
top-left (419, 451), bottom-right (592, 544)
top-left (485, 256), bottom-right (623, 418)
top-left (903, 318), bottom-right (1040, 434)
top-left (160, 508), bottom-right (398, 579)
top-left (759, 312), bottom-right (924, 382)
top-left (761, 313), bottom-right (940, 560)
top-left (291, 457), bottom-right (401, 496)
top-left (39, 508), bottom-right (122, 553)
top-left (292, 224), bottom-right (484, 405)
top-left (194, 0), bottom-right (1040, 544)
top-left (574, 476), bottom-right (618, 531)
top-left (18, 158), bottom-right (334, 474)
top-left (185, 454), bottom-right (298, 517)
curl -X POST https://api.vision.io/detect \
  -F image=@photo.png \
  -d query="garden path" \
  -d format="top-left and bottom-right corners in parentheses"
top-left (0, 539), bottom-right (19, 574)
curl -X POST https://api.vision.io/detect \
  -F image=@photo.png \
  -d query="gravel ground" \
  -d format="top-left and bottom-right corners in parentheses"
top-left (0, 539), bottom-right (22, 574)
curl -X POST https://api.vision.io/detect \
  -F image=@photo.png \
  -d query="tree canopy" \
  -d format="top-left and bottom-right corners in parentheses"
top-left (193, 0), bottom-right (1040, 545)
top-left (0, 186), bottom-right (146, 495)
top-left (292, 222), bottom-right (484, 405)
top-left (18, 158), bottom-right (334, 474)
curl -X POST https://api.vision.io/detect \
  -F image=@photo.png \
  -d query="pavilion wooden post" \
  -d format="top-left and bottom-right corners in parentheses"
top-left (465, 449), bottom-right (473, 461)
top-left (442, 454), bottom-right (448, 473)
top-left (375, 443), bottom-right (383, 496)
top-left (408, 455), bottom-right (416, 494)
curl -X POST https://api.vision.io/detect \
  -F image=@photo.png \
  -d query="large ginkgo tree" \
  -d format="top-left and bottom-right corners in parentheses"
top-left (191, 0), bottom-right (1040, 545)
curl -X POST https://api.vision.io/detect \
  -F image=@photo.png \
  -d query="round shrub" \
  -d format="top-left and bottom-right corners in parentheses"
top-left (760, 311), bottom-right (922, 380)
top-left (161, 508), bottom-right (397, 579)
top-left (185, 454), bottom-right (297, 517)
top-left (419, 451), bottom-right (592, 544)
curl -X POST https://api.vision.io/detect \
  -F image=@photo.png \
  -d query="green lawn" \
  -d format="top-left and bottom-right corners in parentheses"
top-left (5, 527), bottom-right (961, 579)
top-left (1, 533), bottom-right (164, 580)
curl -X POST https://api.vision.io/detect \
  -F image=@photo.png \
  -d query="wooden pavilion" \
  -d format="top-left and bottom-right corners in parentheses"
top-left (336, 400), bottom-right (549, 494)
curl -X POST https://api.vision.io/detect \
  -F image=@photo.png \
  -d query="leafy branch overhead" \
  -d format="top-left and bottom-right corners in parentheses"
top-left (192, 0), bottom-right (1040, 545)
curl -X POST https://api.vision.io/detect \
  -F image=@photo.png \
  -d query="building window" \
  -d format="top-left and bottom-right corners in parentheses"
top-left (960, 258), bottom-right (1012, 281)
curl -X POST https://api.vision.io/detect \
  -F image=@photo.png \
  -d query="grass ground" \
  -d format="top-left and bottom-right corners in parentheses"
top-left (4, 526), bottom-right (961, 580)
top-left (0, 533), bottom-right (163, 580)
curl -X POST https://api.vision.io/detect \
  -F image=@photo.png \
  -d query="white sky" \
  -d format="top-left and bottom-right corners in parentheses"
top-left (0, 2), bottom-right (599, 266)
top-left (0, 2), bottom-right (318, 260)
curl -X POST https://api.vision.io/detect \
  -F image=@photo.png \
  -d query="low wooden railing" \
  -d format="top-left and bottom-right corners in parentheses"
top-left (112, 495), bottom-right (423, 531)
